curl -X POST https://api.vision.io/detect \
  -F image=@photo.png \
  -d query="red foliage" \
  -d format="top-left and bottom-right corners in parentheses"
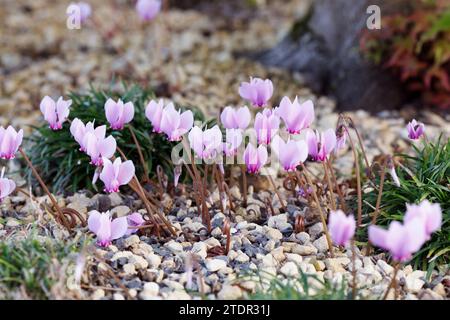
top-left (360, 0), bottom-right (450, 109)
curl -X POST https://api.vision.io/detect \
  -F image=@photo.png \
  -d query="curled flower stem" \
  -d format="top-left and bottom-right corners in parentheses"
top-left (19, 148), bottom-right (71, 230)
top-left (266, 170), bottom-right (286, 211)
top-left (322, 161), bottom-right (336, 211)
top-left (299, 163), bottom-right (334, 258)
top-left (351, 239), bottom-right (357, 300)
top-left (241, 165), bottom-right (248, 207)
top-left (128, 125), bottom-right (149, 183)
top-left (344, 126), bottom-right (362, 228)
top-left (382, 263), bottom-right (400, 300)
top-left (344, 116), bottom-right (371, 178)
top-left (326, 159), bottom-right (347, 212)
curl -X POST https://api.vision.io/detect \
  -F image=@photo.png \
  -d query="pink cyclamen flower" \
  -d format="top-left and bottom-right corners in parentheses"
top-left (220, 106), bottom-right (251, 130)
top-left (88, 211), bottom-right (128, 247)
top-left (84, 132), bottom-right (117, 166)
top-left (254, 109), bottom-right (280, 145)
top-left (328, 210), bottom-right (356, 247)
top-left (0, 126), bottom-right (23, 160)
top-left (105, 98), bottom-right (134, 130)
top-left (188, 125), bottom-right (223, 160)
top-left (136, 0), bottom-right (161, 21)
top-left (369, 218), bottom-right (426, 262)
top-left (0, 168), bottom-right (16, 202)
top-left (243, 143), bottom-right (268, 174)
top-left (99, 158), bottom-right (135, 193)
top-left (70, 118), bottom-right (105, 152)
top-left (276, 97), bottom-right (314, 134)
top-left (306, 128), bottom-right (336, 162)
top-left (223, 129), bottom-right (243, 157)
top-left (125, 212), bottom-right (145, 235)
top-left (271, 135), bottom-right (308, 171)
top-left (407, 119), bottom-right (425, 140)
top-left (160, 104), bottom-right (194, 141)
top-left (39, 96), bottom-right (71, 130)
top-left (239, 77), bottom-right (273, 107)
top-left (405, 200), bottom-right (442, 240)
top-left (145, 99), bottom-right (165, 133)
top-left (68, 2), bottom-right (92, 24)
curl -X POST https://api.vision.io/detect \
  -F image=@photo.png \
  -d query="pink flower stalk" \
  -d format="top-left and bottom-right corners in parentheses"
top-left (243, 143), bottom-right (267, 174)
top-left (271, 135), bottom-right (308, 171)
top-left (328, 210), bottom-right (356, 247)
top-left (160, 104), bottom-right (194, 141)
top-left (276, 97), bottom-right (314, 134)
top-left (407, 119), bottom-right (425, 140)
top-left (88, 211), bottom-right (128, 247)
top-left (220, 106), bottom-right (251, 130)
top-left (369, 218), bottom-right (426, 262)
top-left (188, 125), bottom-right (223, 160)
top-left (68, 2), bottom-right (92, 24)
top-left (70, 118), bottom-right (105, 152)
top-left (84, 132), bottom-right (117, 166)
top-left (306, 128), bottom-right (336, 162)
top-left (145, 99), bottom-right (165, 133)
top-left (105, 98), bottom-right (134, 130)
top-left (39, 96), bottom-right (71, 130)
top-left (223, 129), bottom-right (243, 157)
top-left (239, 77), bottom-right (273, 107)
top-left (99, 158), bottom-right (135, 193)
top-left (125, 212), bottom-right (145, 235)
top-left (0, 168), bottom-right (16, 202)
top-left (0, 126), bottom-right (23, 160)
top-left (136, 0), bottom-right (161, 21)
top-left (254, 109), bottom-right (280, 145)
top-left (405, 200), bottom-right (442, 240)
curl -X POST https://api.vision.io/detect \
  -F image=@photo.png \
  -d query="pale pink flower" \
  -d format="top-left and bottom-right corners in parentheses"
top-left (276, 97), bottom-right (314, 134)
top-left (0, 126), bottom-right (23, 160)
top-left (239, 77), bottom-right (273, 107)
top-left (254, 109), bottom-right (280, 145)
top-left (306, 128), bottom-right (336, 162)
top-left (145, 99), bottom-right (165, 133)
top-left (99, 158), bottom-right (135, 193)
top-left (405, 200), bottom-right (442, 240)
top-left (125, 212), bottom-right (145, 235)
top-left (136, 0), bottom-right (161, 21)
top-left (88, 211), bottom-right (128, 247)
top-left (369, 218), bottom-right (426, 263)
top-left (0, 168), bottom-right (16, 202)
top-left (105, 98), bottom-right (134, 130)
top-left (271, 135), bottom-right (308, 172)
top-left (39, 96), bottom-right (71, 130)
top-left (407, 119), bottom-right (425, 140)
top-left (188, 125), bottom-right (223, 160)
top-left (70, 119), bottom-right (105, 153)
top-left (328, 210), bottom-right (355, 247)
top-left (223, 129), bottom-right (243, 157)
top-left (220, 106), bottom-right (251, 130)
top-left (160, 104), bottom-right (194, 141)
top-left (243, 143), bottom-right (267, 174)
top-left (84, 132), bottom-right (117, 166)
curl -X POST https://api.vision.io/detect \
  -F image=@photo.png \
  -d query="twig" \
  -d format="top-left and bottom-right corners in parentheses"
top-left (382, 263), bottom-right (400, 300)
top-left (344, 126), bottom-right (362, 228)
top-left (128, 125), bottom-right (149, 182)
top-left (322, 161), bottom-right (336, 211)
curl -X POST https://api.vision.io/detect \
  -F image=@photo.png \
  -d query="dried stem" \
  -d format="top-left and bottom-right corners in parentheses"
top-left (344, 126), bottom-right (362, 228)
top-left (299, 163), bottom-right (334, 258)
top-left (241, 165), bottom-right (248, 207)
top-left (382, 263), bottom-right (400, 300)
top-left (267, 170), bottom-right (287, 211)
top-left (351, 239), bottom-right (357, 300)
top-left (128, 125), bottom-right (149, 182)
top-left (322, 161), bottom-right (336, 211)
top-left (345, 116), bottom-right (371, 177)
top-left (19, 148), bottom-right (70, 230)
top-left (326, 159), bottom-right (347, 212)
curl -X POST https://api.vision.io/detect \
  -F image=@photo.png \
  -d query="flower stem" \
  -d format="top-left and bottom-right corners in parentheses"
top-left (322, 161), bottom-right (336, 211)
top-left (19, 148), bottom-right (70, 230)
top-left (382, 263), bottom-right (400, 300)
top-left (326, 159), bottom-right (347, 212)
top-left (267, 170), bottom-right (287, 211)
top-left (128, 125), bottom-right (149, 183)
top-left (299, 163), bottom-right (334, 258)
top-left (344, 126), bottom-right (362, 228)
top-left (241, 165), bottom-right (248, 207)
top-left (351, 239), bottom-right (357, 300)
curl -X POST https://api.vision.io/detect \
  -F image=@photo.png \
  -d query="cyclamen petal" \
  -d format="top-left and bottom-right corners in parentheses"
top-left (406, 119), bottom-right (425, 140)
top-left (145, 99), bottom-right (165, 133)
top-left (87, 211), bottom-right (128, 247)
top-left (328, 210), bottom-right (355, 247)
top-left (239, 77), bottom-right (273, 107)
top-left (99, 158), bottom-right (135, 193)
top-left (305, 128), bottom-right (336, 162)
top-left (160, 104), bottom-right (194, 141)
top-left (271, 135), bottom-right (308, 172)
top-left (125, 212), bottom-right (145, 235)
top-left (405, 200), bottom-right (442, 239)
top-left (136, 0), bottom-right (161, 21)
top-left (244, 143), bottom-right (267, 174)
top-left (223, 129), bottom-right (243, 156)
top-left (40, 96), bottom-right (71, 130)
top-left (220, 106), bottom-right (251, 129)
top-left (276, 97), bottom-right (315, 134)
top-left (0, 169), bottom-right (16, 202)
top-left (105, 98), bottom-right (135, 130)
top-left (188, 125), bottom-right (223, 160)
top-left (254, 109), bottom-right (280, 145)
top-left (0, 126), bottom-right (23, 160)
top-left (84, 132), bottom-right (117, 166)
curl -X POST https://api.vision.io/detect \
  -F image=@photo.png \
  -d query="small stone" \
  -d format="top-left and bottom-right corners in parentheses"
top-left (217, 285), bottom-right (243, 300)
top-left (206, 259), bottom-right (227, 272)
top-left (267, 214), bottom-right (288, 230)
top-left (211, 227), bottom-right (222, 237)
top-left (312, 235), bottom-right (329, 253)
top-left (113, 293), bottom-right (125, 300)
top-left (191, 242), bottom-right (208, 259)
top-left (129, 255), bottom-right (148, 270)
top-left (139, 282), bottom-right (159, 300)
top-left (308, 223), bottom-right (324, 240)
top-left (124, 235), bottom-right (140, 248)
top-left (271, 247), bottom-right (285, 262)
top-left (165, 240), bottom-right (184, 254)
top-left (376, 260), bottom-right (394, 275)
top-left (280, 262), bottom-right (299, 277)
top-left (324, 258), bottom-right (346, 273)
top-left (109, 193), bottom-right (122, 206)
top-left (6, 218), bottom-right (20, 227)
top-left (235, 251), bottom-right (250, 263)
top-left (111, 205), bottom-right (131, 217)
top-left (146, 253), bottom-right (162, 268)
top-left (203, 237), bottom-right (221, 248)
top-left (405, 270), bottom-right (425, 293)
top-left (292, 244), bottom-right (318, 256)
top-left (123, 263), bottom-right (137, 276)
top-left (419, 289), bottom-right (443, 300)
top-left (285, 253), bottom-right (303, 265)
top-left (92, 289), bottom-right (105, 300)
top-left (266, 227), bottom-right (283, 241)
top-left (166, 290), bottom-right (191, 300)
top-left (295, 232), bottom-right (310, 244)
top-left (433, 283), bottom-right (446, 297)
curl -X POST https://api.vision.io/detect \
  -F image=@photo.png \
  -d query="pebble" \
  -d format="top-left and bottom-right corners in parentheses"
top-left (146, 253), bottom-right (162, 269)
top-left (280, 261), bottom-right (299, 277)
top-left (124, 235), bottom-right (140, 248)
top-left (91, 289), bottom-right (105, 300)
top-left (206, 259), bottom-right (227, 272)
top-left (312, 235), bottom-right (329, 253)
top-left (285, 253), bottom-right (303, 265)
top-left (165, 240), bottom-right (184, 254)
top-left (292, 244), bottom-right (318, 256)
top-left (129, 255), bottom-right (149, 270)
top-left (191, 242), bottom-right (208, 259)
top-left (140, 282), bottom-right (159, 299)
top-left (376, 260), bottom-right (394, 275)
top-left (6, 218), bottom-right (20, 227)
top-left (308, 223), bottom-right (324, 240)
top-left (405, 271), bottom-right (425, 293)
top-left (324, 258), bottom-right (346, 273)
top-left (123, 263), bottom-right (137, 276)
top-left (111, 206), bottom-right (131, 217)
top-left (217, 285), bottom-right (243, 300)
top-left (113, 293), bottom-right (125, 300)
top-left (265, 227), bottom-right (283, 241)
top-left (295, 232), bottom-right (310, 244)
top-left (235, 251), bottom-right (250, 263)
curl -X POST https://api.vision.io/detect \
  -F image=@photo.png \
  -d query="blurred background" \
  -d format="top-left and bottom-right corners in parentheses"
top-left (0, 0), bottom-right (449, 131)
